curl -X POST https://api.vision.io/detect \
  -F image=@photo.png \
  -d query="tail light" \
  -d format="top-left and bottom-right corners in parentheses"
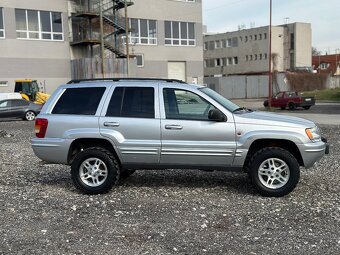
top-left (35, 118), bottom-right (48, 138)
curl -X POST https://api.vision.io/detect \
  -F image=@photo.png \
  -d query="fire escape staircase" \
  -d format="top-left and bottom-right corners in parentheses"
top-left (71, 0), bottom-right (133, 58)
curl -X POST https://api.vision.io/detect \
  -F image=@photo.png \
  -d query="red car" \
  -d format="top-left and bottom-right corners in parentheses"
top-left (264, 91), bottom-right (315, 110)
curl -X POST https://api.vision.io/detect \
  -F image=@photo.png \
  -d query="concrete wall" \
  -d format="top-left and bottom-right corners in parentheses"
top-left (204, 73), bottom-right (288, 99)
top-left (0, 0), bottom-right (71, 93)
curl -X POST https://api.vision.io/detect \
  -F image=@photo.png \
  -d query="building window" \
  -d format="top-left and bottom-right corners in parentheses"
top-left (254, 35), bottom-right (257, 40)
top-left (259, 34), bottom-right (262, 40)
top-left (165, 21), bottom-right (195, 46)
top-left (290, 33), bottom-right (295, 50)
top-left (226, 38), bottom-right (232, 47)
top-left (245, 36), bottom-right (248, 42)
top-left (203, 42), bottom-right (208, 50)
top-left (232, 37), bottom-right (238, 47)
top-left (249, 35), bottom-right (252, 41)
top-left (0, 81), bottom-right (8, 87)
top-left (215, 58), bottom-right (222, 67)
top-left (135, 54), bottom-right (144, 67)
top-left (239, 36), bottom-right (242, 42)
top-left (215, 40), bottom-right (220, 49)
top-left (254, 54), bottom-right (257, 60)
top-left (264, 53), bottom-right (267, 59)
top-left (264, 33), bottom-right (267, 39)
top-left (250, 55), bottom-right (253, 61)
top-left (0, 7), bottom-right (4, 38)
top-left (15, 9), bottom-right (63, 41)
top-left (233, 57), bottom-right (238, 65)
top-left (227, 57), bottom-right (233, 65)
top-left (259, 54), bottom-right (262, 60)
top-left (129, 18), bottom-right (157, 45)
top-left (319, 63), bottom-right (330, 70)
top-left (246, 55), bottom-right (249, 61)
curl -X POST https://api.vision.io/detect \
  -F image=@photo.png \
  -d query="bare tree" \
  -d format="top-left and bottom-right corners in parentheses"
top-left (312, 47), bottom-right (321, 56)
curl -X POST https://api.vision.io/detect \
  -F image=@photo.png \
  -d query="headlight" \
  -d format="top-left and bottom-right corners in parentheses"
top-left (305, 126), bottom-right (321, 142)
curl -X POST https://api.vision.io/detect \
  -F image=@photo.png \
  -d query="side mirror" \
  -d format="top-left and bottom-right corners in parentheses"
top-left (208, 109), bottom-right (227, 122)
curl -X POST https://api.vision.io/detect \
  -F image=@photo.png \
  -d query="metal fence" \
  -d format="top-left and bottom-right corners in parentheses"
top-left (204, 73), bottom-right (288, 99)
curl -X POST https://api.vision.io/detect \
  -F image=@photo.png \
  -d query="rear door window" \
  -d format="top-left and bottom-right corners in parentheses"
top-left (12, 100), bottom-right (29, 107)
top-left (52, 87), bottom-right (106, 115)
top-left (106, 87), bottom-right (155, 118)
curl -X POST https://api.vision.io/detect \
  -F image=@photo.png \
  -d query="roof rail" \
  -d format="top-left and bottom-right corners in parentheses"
top-left (67, 78), bottom-right (186, 84)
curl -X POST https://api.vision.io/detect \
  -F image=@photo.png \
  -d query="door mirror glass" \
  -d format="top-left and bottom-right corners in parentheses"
top-left (208, 109), bottom-right (226, 122)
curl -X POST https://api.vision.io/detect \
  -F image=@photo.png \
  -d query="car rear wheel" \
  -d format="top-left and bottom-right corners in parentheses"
top-left (24, 111), bottom-right (36, 121)
top-left (247, 147), bottom-right (300, 197)
top-left (71, 147), bottom-right (120, 194)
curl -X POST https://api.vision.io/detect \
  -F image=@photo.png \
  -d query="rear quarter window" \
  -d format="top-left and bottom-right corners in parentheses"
top-left (52, 87), bottom-right (106, 115)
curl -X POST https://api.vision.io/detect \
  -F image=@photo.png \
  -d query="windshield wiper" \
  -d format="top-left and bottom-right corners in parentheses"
top-left (232, 107), bottom-right (253, 113)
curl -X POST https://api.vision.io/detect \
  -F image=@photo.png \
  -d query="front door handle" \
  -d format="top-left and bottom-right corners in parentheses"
top-left (104, 122), bottom-right (120, 127)
top-left (165, 124), bottom-right (183, 130)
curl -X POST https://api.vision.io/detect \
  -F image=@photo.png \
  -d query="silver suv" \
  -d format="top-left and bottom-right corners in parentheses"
top-left (31, 78), bottom-right (329, 197)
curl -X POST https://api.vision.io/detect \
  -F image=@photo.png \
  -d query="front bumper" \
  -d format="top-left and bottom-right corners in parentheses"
top-left (298, 137), bottom-right (329, 168)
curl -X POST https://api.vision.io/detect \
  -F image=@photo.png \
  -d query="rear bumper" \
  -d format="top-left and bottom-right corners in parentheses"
top-left (31, 138), bottom-right (73, 164)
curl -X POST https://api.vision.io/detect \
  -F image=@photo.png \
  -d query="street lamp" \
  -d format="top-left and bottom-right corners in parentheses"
top-left (268, 0), bottom-right (273, 109)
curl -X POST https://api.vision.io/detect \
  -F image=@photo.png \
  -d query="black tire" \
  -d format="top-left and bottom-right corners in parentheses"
top-left (71, 147), bottom-right (120, 194)
top-left (120, 169), bottom-right (136, 179)
top-left (247, 147), bottom-right (300, 197)
top-left (24, 110), bottom-right (36, 121)
top-left (288, 102), bottom-right (295, 110)
top-left (303, 106), bottom-right (311, 110)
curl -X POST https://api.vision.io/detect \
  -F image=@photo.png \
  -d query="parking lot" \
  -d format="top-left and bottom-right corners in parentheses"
top-left (0, 115), bottom-right (339, 254)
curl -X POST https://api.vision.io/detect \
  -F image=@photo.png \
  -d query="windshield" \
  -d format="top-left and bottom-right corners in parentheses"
top-left (199, 87), bottom-right (240, 112)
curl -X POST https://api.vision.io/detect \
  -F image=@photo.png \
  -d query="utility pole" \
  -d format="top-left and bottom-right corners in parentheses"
top-left (336, 49), bottom-right (340, 75)
top-left (268, 0), bottom-right (273, 109)
top-left (125, 0), bottom-right (130, 77)
top-left (99, 0), bottom-right (105, 78)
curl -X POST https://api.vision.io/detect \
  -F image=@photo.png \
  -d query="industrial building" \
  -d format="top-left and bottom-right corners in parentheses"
top-left (0, 0), bottom-right (203, 93)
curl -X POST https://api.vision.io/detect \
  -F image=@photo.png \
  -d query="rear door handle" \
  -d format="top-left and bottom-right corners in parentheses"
top-left (104, 122), bottom-right (120, 127)
top-left (165, 124), bottom-right (183, 130)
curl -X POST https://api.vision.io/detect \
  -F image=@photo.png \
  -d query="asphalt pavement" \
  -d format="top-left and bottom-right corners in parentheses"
top-left (0, 114), bottom-right (339, 254)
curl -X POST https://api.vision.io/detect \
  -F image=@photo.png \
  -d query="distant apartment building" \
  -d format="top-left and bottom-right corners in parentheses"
top-left (0, 0), bottom-right (203, 93)
top-left (204, 22), bottom-right (312, 77)
top-left (312, 54), bottom-right (340, 76)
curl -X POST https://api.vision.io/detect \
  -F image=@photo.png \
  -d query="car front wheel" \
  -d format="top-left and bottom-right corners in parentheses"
top-left (71, 147), bottom-right (120, 194)
top-left (247, 147), bottom-right (300, 197)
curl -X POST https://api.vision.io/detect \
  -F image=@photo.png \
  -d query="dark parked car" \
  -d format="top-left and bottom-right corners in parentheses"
top-left (0, 99), bottom-right (42, 121)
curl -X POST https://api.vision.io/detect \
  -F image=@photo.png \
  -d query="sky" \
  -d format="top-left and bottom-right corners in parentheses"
top-left (202, 0), bottom-right (340, 54)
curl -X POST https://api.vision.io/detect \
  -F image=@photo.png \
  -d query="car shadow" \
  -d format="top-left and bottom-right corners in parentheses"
top-left (118, 170), bottom-right (254, 195)
top-left (37, 167), bottom-right (255, 196)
